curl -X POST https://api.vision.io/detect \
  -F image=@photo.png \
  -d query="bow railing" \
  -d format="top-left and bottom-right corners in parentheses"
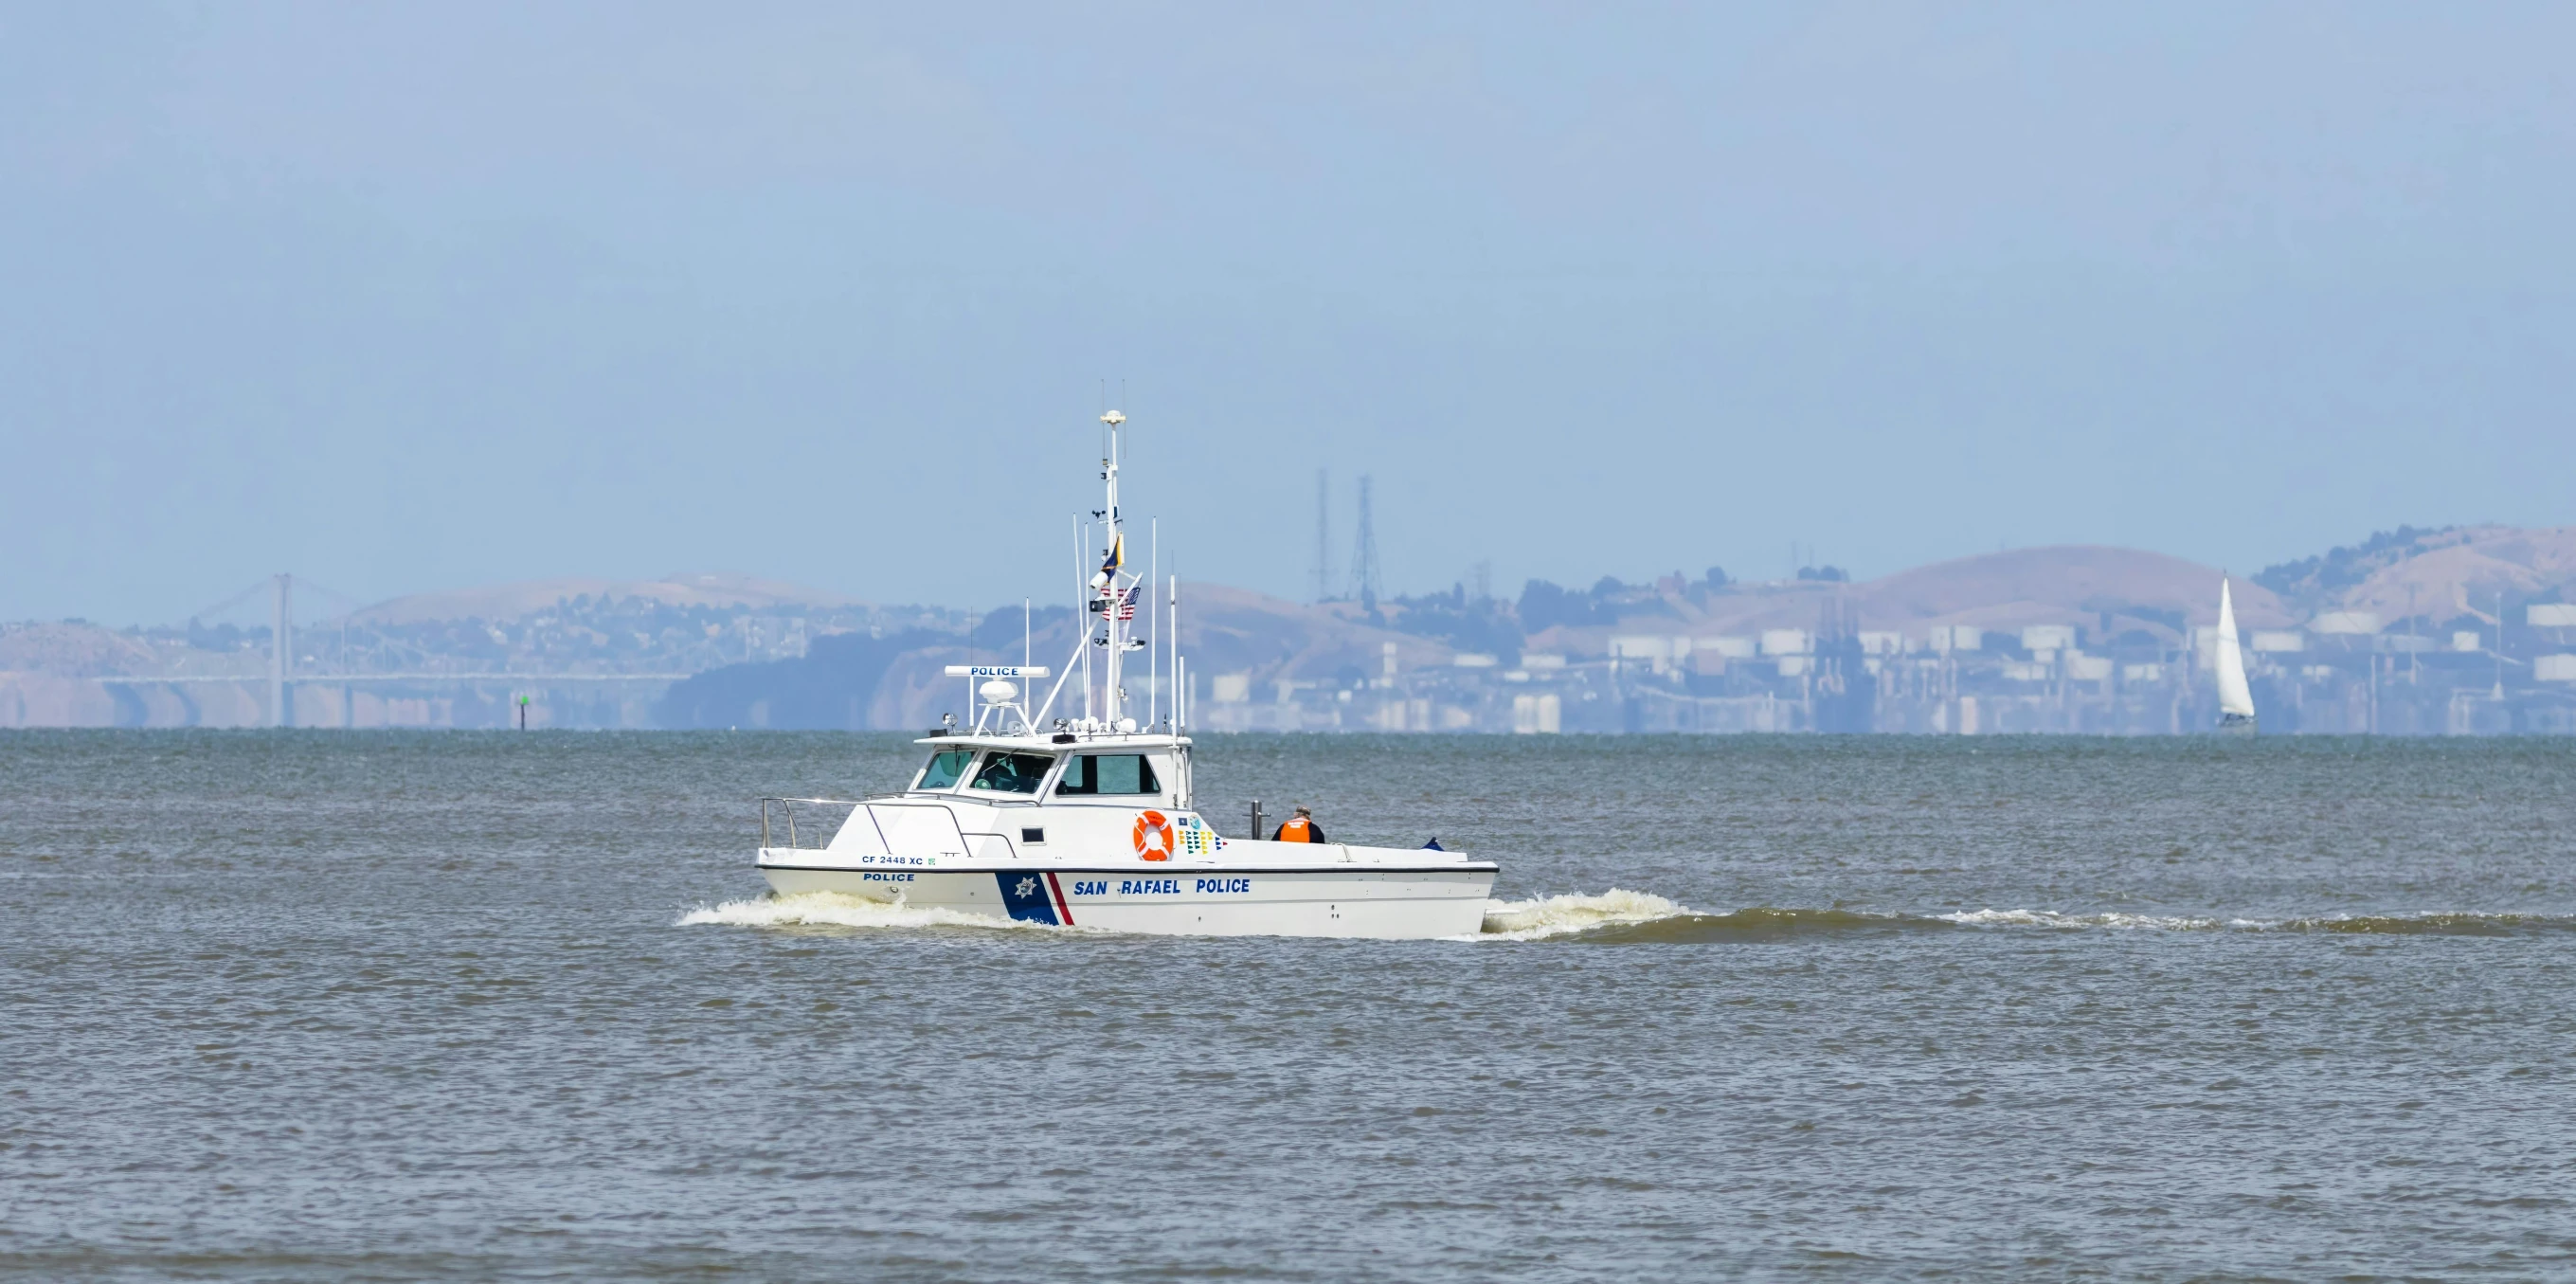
top-left (758, 797), bottom-right (864, 851)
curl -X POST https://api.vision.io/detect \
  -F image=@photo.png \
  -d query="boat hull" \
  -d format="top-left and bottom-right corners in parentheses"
top-left (757, 855), bottom-right (1496, 939)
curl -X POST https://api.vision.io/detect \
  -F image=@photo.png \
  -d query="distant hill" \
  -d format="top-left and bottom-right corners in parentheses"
top-left (0, 622), bottom-right (168, 678)
top-left (652, 586), bottom-right (1448, 730)
top-left (1854, 546), bottom-right (2296, 634)
top-left (1519, 545), bottom-right (2295, 654)
top-left (1186, 584), bottom-right (1451, 683)
top-left (2260, 525), bottom-right (2576, 623)
top-left (655, 629), bottom-right (962, 731)
top-left (350, 571), bottom-right (865, 624)
top-left (11, 529), bottom-right (2576, 730)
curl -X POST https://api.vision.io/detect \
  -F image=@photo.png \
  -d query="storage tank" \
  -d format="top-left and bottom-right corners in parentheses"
top-left (1759, 629), bottom-right (1810, 656)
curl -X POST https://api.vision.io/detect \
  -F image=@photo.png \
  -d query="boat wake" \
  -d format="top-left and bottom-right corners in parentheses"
top-left (1468, 896), bottom-right (2576, 943)
top-left (678, 891), bottom-right (1078, 933)
top-left (1471, 889), bottom-right (1692, 940)
top-left (1938, 908), bottom-right (2230, 931)
top-left (1941, 909), bottom-right (2576, 936)
top-left (1470, 894), bottom-right (1939, 943)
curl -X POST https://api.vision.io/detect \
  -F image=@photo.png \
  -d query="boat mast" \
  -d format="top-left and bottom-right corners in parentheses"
top-left (1097, 410), bottom-right (1128, 728)
top-left (1027, 407), bottom-right (1170, 735)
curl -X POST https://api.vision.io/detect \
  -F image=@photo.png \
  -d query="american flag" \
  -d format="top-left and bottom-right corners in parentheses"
top-left (1114, 586), bottom-right (1141, 620)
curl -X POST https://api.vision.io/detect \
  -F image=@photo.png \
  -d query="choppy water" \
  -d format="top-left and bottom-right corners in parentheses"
top-left (5, 731), bottom-right (2574, 1280)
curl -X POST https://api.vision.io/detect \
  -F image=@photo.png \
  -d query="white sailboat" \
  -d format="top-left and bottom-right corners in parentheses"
top-left (2214, 576), bottom-right (2257, 730)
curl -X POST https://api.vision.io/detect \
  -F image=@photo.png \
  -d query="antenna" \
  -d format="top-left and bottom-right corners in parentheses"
top-left (270, 573), bottom-right (293, 728)
top-left (1150, 515), bottom-right (1159, 730)
top-left (1098, 407), bottom-right (1130, 728)
top-left (1312, 468), bottom-right (1334, 604)
top-left (1077, 516), bottom-right (1092, 720)
top-left (1349, 474), bottom-right (1380, 611)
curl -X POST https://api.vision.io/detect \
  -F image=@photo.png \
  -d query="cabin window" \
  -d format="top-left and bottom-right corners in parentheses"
top-left (1054, 753), bottom-right (1162, 797)
top-left (967, 751), bottom-right (1055, 795)
top-left (915, 749), bottom-right (975, 790)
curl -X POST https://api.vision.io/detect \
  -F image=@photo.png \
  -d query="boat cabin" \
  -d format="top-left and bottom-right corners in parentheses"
top-left (788, 731), bottom-right (1209, 863)
top-left (901, 732), bottom-right (1194, 811)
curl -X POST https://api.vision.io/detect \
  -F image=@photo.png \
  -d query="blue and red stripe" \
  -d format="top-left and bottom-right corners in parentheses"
top-left (994, 871), bottom-right (1075, 926)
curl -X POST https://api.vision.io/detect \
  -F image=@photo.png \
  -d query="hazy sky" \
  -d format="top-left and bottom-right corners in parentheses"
top-left (6, 3), bottom-right (2572, 624)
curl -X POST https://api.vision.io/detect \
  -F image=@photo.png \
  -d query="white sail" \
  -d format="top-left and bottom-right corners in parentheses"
top-left (2214, 576), bottom-right (2257, 722)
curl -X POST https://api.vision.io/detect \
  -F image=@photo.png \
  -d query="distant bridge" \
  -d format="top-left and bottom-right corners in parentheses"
top-left (95, 673), bottom-right (694, 684)
top-left (179, 573), bottom-right (697, 727)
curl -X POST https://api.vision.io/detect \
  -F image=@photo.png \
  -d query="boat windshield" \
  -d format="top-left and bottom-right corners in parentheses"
top-left (915, 749), bottom-right (975, 790)
top-left (1054, 752), bottom-right (1162, 796)
top-left (966, 751), bottom-right (1055, 795)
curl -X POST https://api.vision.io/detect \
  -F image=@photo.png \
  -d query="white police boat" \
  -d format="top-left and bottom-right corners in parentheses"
top-left (749, 411), bottom-right (1498, 939)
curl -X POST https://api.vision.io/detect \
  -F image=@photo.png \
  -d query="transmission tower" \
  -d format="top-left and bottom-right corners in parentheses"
top-left (1312, 468), bottom-right (1335, 603)
top-left (270, 573), bottom-right (293, 728)
top-left (1348, 474), bottom-right (1381, 611)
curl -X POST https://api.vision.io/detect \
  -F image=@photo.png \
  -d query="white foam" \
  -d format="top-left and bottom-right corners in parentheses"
top-left (1936, 908), bottom-right (2228, 931)
top-left (677, 890), bottom-right (1066, 932)
top-left (1469, 888), bottom-right (1691, 941)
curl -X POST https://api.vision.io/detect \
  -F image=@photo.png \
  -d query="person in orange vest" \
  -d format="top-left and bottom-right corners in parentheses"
top-left (1271, 805), bottom-right (1327, 843)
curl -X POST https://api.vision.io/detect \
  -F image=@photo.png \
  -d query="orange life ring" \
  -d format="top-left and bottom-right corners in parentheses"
top-left (1132, 809), bottom-right (1176, 861)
